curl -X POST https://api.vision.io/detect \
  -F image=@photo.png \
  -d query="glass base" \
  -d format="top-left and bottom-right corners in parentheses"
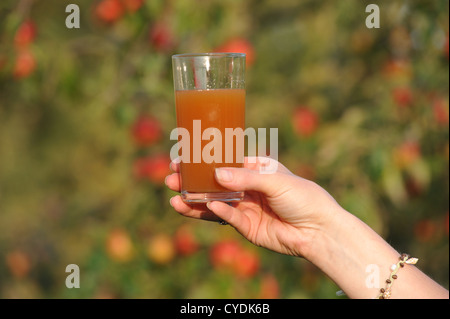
top-left (181, 191), bottom-right (244, 203)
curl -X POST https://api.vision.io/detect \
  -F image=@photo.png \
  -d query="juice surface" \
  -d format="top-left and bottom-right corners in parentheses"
top-left (175, 89), bottom-right (245, 192)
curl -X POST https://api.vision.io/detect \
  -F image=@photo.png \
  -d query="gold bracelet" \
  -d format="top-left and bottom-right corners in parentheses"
top-left (377, 253), bottom-right (418, 299)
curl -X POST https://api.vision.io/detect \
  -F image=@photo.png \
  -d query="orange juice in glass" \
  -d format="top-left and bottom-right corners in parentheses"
top-left (172, 53), bottom-right (246, 203)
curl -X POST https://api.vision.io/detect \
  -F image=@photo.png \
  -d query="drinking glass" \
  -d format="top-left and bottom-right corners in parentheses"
top-left (172, 53), bottom-right (246, 203)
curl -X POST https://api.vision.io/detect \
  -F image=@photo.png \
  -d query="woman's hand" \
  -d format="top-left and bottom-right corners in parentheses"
top-left (166, 157), bottom-right (450, 298)
top-left (165, 157), bottom-right (343, 259)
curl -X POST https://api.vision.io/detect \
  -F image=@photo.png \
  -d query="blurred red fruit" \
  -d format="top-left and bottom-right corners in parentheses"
top-left (414, 219), bottom-right (437, 243)
top-left (393, 141), bottom-right (421, 168)
top-left (133, 154), bottom-right (171, 184)
top-left (121, 0), bottom-right (144, 12)
top-left (432, 98), bottom-right (449, 126)
top-left (106, 228), bottom-right (134, 262)
top-left (259, 274), bottom-right (280, 299)
top-left (150, 23), bottom-right (175, 52)
top-left (233, 248), bottom-right (260, 279)
top-left (210, 240), bottom-right (242, 271)
top-left (214, 38), bottom-right (255, 66)
top-left (174, 224), bottom-right (199, 256)
top-left (6, 250), bottom-right (31, 279)
top-left (392, 87), bottom-right (413, 108)
top-left (292, 107), bottom-right (319, 138)
top-left (147, 234), bottom-right (176, 265)
top-left (210, 240), bottom-right (260, 278)
top-left (95, 0), bottom-right (124, 23)
top-left (131, 115), bottom-right (162, 146)
top-left (14, 20), bottom-right (36, 49)
top-left (147, 154), bottom-right (171, 184)
top-left (13, 50), bottom-right (36, 79)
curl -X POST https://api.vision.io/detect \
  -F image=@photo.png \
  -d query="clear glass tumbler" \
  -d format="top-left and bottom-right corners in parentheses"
top-left (172, 53), bottom-right (246, 203)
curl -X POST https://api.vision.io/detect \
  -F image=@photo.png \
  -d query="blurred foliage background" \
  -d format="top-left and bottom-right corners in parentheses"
top-left (0, 0), bottom-right (448, 299)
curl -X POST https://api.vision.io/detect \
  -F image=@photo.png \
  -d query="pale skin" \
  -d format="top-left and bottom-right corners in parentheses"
top-left (165, 157), bottom-right (449, 299)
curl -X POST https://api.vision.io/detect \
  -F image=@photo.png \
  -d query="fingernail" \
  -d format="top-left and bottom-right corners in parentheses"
top-left (169, 197), bottom-right (174, 207)
top-left (215, 168), bottom-right (233, 182)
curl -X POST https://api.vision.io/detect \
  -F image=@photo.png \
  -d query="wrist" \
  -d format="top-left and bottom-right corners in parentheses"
top-left (300, 205), bottom-right (349, 263)
top-left (302, 206), bottom-right (399, 298)
top-left (290, 192), bottom-right (449, 299)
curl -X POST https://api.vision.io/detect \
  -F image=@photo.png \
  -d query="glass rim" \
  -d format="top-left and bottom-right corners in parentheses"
top-left (172, 52), bottom-right (246, 59)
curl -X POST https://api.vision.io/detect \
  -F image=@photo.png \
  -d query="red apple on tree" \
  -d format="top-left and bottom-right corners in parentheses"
top-left (131, 115), bottom-right (162, 147)
top-left (292, 106), bottom-right (319, 138)
top-left (14, 20), bottom-right (36, 50)
top-left (209, 240), bottom-right (242, 271)
top-left (95, 0), bottom-right (124, 24)
top-left (13, 50), bottom-right (36, 79)
top-left (147, 154), bottom-right (171, 184)
top-left (133, 154), bottom-right (171, 184)
top-left (214, 38), bottom-right (255, 67)
top-left (174, 224), bottom-right (199, 256)
top-left (149, 22), bottom-right (175, 52)
top-left (233, 248), bottom-right (260, 279)
top-left (210, 240), bottom-right (260, 278)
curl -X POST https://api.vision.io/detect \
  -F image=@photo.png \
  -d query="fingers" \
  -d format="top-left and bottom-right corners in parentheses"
top-left (170, 195), bottom-right (221, 222)
top-left (169, 158), bottom-right (180, 173)
top-left (166, 156), bottom-right (291, 223)
top-left (165, 173), bottom-right (180, 192)
top-left (165, 157), bottom-right (291, 193)
top-left (207, 201), bottom-right (250, 235)
top-left (166, 166), bottom-right (219, 223)
top-left (214, 166), bottom-right (293, 197)
top-left (166, 174), bottom-right (217, 221)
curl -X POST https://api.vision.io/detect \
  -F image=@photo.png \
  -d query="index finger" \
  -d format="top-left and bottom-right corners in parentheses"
top-left (170, 157), bottom-right (181, 173)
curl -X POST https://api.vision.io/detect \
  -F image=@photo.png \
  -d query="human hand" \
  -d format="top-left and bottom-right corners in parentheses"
top-left (166, 157), bottom-right (450, 299)
top-left (165, 157), bottom-right (344, 259)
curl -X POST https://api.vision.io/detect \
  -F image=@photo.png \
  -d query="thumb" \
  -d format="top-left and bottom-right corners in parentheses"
top-left (215, 167), bottom-right (292, 197)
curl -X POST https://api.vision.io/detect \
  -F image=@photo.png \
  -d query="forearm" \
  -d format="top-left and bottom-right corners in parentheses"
top-left (305, 207), bottom-right (449, 299)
